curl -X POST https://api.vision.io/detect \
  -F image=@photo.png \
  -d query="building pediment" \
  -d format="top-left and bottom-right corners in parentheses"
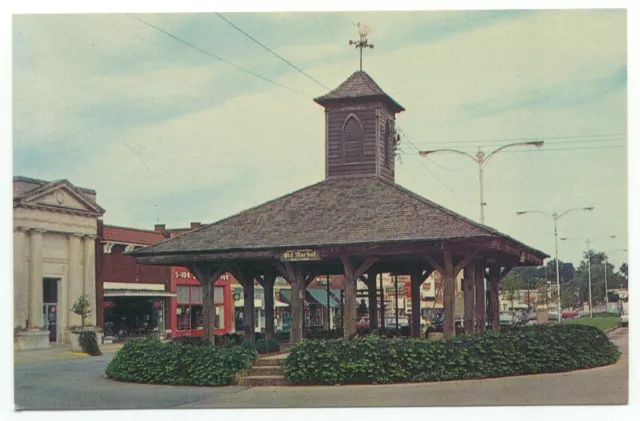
top-left (14, 179), bottom-right (105, 217)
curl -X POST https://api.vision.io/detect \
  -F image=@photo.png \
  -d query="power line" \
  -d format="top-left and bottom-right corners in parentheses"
top-left (412, 137), bottom-right (627, 149)
top-left (410, 132), bottom-right (628, 146)
top-left (127, 14), bottom-right (311, 98)
top-left (214, 12), bottom-right (332, 91)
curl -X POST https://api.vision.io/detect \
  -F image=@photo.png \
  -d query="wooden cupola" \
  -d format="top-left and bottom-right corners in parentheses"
top-left (314, 71), bottom-right (405, 183)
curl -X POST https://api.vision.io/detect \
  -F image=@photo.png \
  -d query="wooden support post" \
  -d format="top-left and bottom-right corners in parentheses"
top-left (274, 261), bottom-right (305, 345)
top-left (463, 263), bottom-right (475, 334)
top-left (443, 251), bottom-right (455, 338)
top-left (188, 263), bottom-right (229, 346)
top-left (341, 256), bottom-right (378, 339)
top-left (366, 271), bottom-right (378, 330)
top-left (410, 267), bottom-right (423, 338)
top-left (474, 260), bottom-right (486, 333)
top-left (227, 265), bottom-right (257, 343)
top-left (261, 271), bottom-right (276, 340)
top-left (489, 263), bottom-right (501, 332)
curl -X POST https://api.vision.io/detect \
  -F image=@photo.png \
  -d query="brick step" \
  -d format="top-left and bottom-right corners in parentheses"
top-left (238, 375), bottom-right (288, 387)
top-left (253, 357), bottom-right (286, 367)
top-left (247, 365), bottom-right (284, 376)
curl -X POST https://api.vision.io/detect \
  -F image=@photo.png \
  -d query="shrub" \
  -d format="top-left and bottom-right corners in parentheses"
top-left (106, 340), bottom-right (257, 386)
top-left (284, 324), bottom-right (620, 385)
top-left (79, 331), bottom-right (102, 356)
top-left (255, 339), bottom-right (280, 354)
top-left (171, 336), bottom-right (211, 347)
top-left (275, 331), bottom-right (290, 341)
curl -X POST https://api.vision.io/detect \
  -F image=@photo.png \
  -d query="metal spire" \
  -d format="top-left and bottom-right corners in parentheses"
top-left (349, 23), bottom-right (374, 71)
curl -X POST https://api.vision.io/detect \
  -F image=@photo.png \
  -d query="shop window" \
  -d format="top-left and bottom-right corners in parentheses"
top-left (177, 285), bottom-right (225, 331)
top-left (216, 306), bottom-right (224, 329)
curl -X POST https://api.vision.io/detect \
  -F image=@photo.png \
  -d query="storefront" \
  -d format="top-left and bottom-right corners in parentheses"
top-left (170, 267), bottom-right (233, 337)
top-left (102, 293), bottom-right (171, 338)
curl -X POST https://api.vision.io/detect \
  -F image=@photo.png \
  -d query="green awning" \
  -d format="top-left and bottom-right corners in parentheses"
top-left (279, 289), bottom-right (341, 308)
top-left (306, 289), bottom-right (341, 308)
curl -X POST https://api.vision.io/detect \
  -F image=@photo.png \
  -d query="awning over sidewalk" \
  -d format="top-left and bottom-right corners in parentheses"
top-left (279, 289), bottom-right (341, 308)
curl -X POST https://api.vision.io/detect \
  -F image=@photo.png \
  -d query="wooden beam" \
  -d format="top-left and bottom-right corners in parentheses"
top-left (366, 271), bottom-right (378, 330)
top-left (262, 271), bottom-right (276, 340)
top-left (499, 263), bottom-right (517, 282)
top-left (227, 265), bottom-right (257, 343)
top-left (410, 267), bottom-right (423, 338)
top-left (353, 257), bottom-right (379, 280)
top-left (443, 251), bottom-right (455, 338)
top-left (463, 263), bottom-right (474, 334)
top-left (423, 253), bottom-right (444, 274)
top-left (474, 259), bottom-right (486, 333)
top-left (454, 251), bottom-right (478, 276)
top-left (489, 263), bottom-right (501, 332)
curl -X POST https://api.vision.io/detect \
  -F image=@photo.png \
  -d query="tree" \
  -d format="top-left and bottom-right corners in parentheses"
top-left (502, 274), bottom-right (519, 310)
top-left (71, 295), bottom-right (92, 329)
top-left (536, 280), bottom-right (550, 307)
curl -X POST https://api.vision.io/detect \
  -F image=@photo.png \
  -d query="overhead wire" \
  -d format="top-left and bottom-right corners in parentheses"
top-left (214, 12), bottom-right (332, 91)
top-left (126, 14), bottom-right (311, 98)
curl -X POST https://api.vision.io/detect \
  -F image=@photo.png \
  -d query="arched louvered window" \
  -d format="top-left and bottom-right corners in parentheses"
top-left (342, 116), bottom-right (364, 163)
top-left (384, 121), bottom-right (392, 167)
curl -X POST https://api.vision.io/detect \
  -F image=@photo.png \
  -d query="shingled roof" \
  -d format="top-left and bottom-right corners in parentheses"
top-left (314, 71), bottom-right (405, 112)
top-left (131, 177), bottom-right (546, 258)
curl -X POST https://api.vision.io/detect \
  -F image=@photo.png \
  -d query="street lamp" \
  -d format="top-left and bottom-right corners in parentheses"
top-left (516, 207), bottom-right (594, 322)
top-left (420, 141), bottom-right (544, 224)
top-left (561, 235), bottom-right (616, 318)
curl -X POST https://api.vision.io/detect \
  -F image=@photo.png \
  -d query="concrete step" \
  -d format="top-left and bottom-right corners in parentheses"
top-left (238, 375), bottom-right (288, 387)
top-left (253, 357), bottom-right (286, 367)
top-left (247, 365), bottom-right (284, 376)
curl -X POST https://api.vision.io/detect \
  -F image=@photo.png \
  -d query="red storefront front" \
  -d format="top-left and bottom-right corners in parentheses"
top-left (170, 267), bottom-right (233, 337)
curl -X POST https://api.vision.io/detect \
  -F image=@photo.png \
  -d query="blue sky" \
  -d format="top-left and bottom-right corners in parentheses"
top-left (12, 9), bottom-right (628, 268)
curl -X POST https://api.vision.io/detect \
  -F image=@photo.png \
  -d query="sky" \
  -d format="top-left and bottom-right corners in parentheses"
top-left (11, 8), bottom-right (629, 269)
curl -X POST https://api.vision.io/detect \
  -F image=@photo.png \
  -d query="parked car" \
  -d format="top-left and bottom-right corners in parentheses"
top-left (548, 311), bottom-right (560, 322)
top-left (527, 312), bottom-right (537, 321)
top-left (620, 310), bottom-right (629, 327)
top-left (499, 311), bottom-right (518, 326)
top-left (562, 311), bottom-right (580, 319)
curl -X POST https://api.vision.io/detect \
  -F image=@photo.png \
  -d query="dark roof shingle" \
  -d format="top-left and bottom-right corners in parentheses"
top-left (314, 71), bottom-right (405, 112)
top-left (132, 177), bottom-right (546, 257)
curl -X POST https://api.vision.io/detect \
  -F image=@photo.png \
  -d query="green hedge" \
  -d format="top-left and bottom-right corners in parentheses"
top-left (284, 324), bottom-right (620, 385)
top-left (106, 340), bottom-right (257, 386)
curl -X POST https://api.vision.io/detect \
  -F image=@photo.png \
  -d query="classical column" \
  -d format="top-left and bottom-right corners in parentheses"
top-left (13, 227), bottom-right (28, 329)
top-left (474, 260), bottom-right (486, 333)
top-left (489, 264), bottom-right (501, 332)
top-left (410, 268), bottom-right (423, 338)
top-left (463, 263), bottom-right (475, 334)
top-left (366, 271), bottom-right (378, 329)
top-left (262, 272), bottom-right (276, 340)
top-left (67, 234), bottom-right (83, 328)
top-left (28, 229), bottom-right (45, 329)
top-left (83, 235), bottom-right (97, 326)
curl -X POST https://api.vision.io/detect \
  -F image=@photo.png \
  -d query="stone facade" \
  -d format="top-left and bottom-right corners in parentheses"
top-left (13, 177), bottom-right (104, 349)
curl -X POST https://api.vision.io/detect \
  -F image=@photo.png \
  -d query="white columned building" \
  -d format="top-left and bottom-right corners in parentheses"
top-left (13, 177), bottom-right (105, 350)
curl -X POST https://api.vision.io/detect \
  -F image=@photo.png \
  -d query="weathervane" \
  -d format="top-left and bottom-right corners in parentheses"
top-left (349, 23), bottom-right (373, 71)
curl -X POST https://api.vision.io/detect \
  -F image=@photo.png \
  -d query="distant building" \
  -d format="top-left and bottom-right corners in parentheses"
top-left (13, 176), bottom-right (105, 350)
top-left (95, 221), bottom-right (172, 339)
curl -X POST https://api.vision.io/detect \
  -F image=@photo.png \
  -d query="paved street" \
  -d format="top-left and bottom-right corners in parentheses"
top-left (14, 328), bottom-right (628, 410)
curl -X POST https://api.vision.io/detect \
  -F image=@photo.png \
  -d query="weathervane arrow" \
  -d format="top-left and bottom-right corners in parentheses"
top-left (349, 23), bottom-right (374, 71)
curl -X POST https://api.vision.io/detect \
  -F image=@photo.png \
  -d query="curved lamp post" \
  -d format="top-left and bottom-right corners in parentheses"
top-left (420, 141), bottom-right (544, 224)
top-left (561, 235), bottom-right (616, 318)
top-left (516, 207), bottom-right (594, 322)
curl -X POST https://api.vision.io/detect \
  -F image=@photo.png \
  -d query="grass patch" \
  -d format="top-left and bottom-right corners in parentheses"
top-left (563, 316), bottom-right (621, 331)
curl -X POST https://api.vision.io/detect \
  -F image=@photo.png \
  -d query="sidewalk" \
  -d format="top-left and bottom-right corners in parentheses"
top-left (14, 342), bottom-right (124, 364)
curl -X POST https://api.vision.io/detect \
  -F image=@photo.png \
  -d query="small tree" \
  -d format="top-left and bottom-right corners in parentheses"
top-left (71, 295), bottom-right (92, 330)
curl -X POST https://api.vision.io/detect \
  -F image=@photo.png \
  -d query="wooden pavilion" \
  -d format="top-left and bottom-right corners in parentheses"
top-left (130, 70), bottom-right (548, 345)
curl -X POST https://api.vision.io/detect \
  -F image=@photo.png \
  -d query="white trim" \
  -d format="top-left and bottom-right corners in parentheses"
top-left (234, 299), bottom-right (263, 308)
top-left (104, 291), bottom-right (176, 298)
top-left (104, 282), bottom-right (166, 291)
